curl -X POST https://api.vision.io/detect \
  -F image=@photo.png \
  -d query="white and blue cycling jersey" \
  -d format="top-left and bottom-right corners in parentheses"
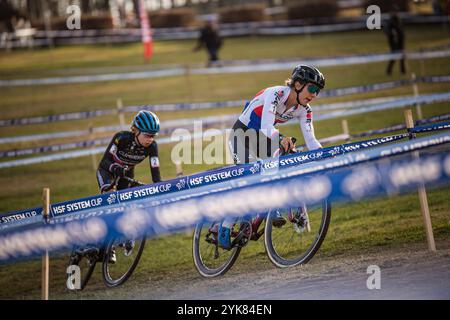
top-left (238, 85), bottom-right (322, 150)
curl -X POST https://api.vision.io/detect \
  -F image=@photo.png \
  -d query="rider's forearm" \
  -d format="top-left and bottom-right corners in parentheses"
top-left (151, 166), bottom-right (161, 183)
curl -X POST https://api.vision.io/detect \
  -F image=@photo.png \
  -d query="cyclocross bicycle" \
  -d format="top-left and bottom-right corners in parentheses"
top-left (192, 140), bottom-right (332, 277)
top-left (67, 176), bottom-right (147, 289)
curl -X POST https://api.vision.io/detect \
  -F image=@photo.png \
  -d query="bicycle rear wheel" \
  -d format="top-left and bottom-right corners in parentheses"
top-left (264, 200), bottom-right (331, 268)
top-left (67, 247), bottom-right (99, 290)
top-left (192, 220), bottom-right (248, 278)
top-left (102, 236), bottom-right (146, 287)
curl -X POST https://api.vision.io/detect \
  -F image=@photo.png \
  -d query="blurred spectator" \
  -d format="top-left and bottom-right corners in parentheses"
top-left (0, 0), bottom-right (19, 33)
top-left (433, 0), bottom-right (450, 15)
top-left (194, 19), bottom-right (223, 67)
top-left (384, 9), bottom-right (406, 75)
top-left (0, 0), bottom-right (21, 50)
top-left (432, 0), bottom-right (443, 14)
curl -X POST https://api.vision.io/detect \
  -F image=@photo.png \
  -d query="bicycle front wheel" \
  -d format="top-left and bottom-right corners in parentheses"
top-left (264, 200), bottom-right (331, 268)
top-left (67, 247), bottom-right (98, 290)
top-left (102, 236), bottom-right (146, 287)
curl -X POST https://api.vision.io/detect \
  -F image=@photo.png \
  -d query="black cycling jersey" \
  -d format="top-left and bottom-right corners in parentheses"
top-left (98, 131), bottom-right (161, 189)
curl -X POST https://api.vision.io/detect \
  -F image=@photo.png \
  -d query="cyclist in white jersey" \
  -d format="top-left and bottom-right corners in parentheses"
top-left (219, 65), bottom-right (326, 249)
top-left (228, 64), bottom-right (325, 165)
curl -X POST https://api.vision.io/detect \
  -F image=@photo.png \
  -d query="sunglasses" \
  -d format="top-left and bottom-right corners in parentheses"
top-left (307, 84), bottom-right (321, 95)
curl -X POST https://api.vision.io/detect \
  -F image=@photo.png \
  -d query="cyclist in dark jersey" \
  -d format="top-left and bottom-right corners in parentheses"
top-left (97, 110), bottom-right (162, 193)
top-left (70, 111), bottom-right (162, 266)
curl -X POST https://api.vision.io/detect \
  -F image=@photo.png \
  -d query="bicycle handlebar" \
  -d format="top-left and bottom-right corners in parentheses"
top-left (112, 175), bottom-right (146, 188)
top-left (122, 176), bottom-right (146, 187)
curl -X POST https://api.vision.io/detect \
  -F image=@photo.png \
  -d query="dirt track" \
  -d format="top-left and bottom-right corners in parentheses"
top-left (91, 241), bottom-right (450, 300)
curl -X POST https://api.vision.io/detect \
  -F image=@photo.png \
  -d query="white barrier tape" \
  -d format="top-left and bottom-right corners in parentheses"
top-left (0, 102), bottom-right (445, 167)
top-left (316, 133), bottom-right (350, 145)
top-left (0, 129), bottom-right (224, 168)
top-left (0, 114), bottom-right (238, 145)
top-left (352, 113), bottom-right (450, 138)
top-left (0, 130), bottom-right (88, 144)
top-left (0, 68), bottom-right (186, 87)
top-left (0, 138), bottom-right (111, 158)
top-left (2, 73), bottom-right (449, 127)
top-left (296, 133), bottom-right (351, 151)
top-left (0, 100), bottom-right (243, 127)
top-left (0, 119), bottom-right (344, 159)
top-left (4, 14), bottom-right (447, 46)
top-left (315, 92), bottom-right (450, 121)
top-left (2, 49), bottom-right (450, 87)
top-left (124, 100), bottom-right (243, 113)
top-left (314, 96), bottom-right (404, 112)
top-left (258, 22), bottom-right (365, 35)
top-left (22, 15), bottom-right (447, 40)
top-left (0, 90), bottom-right (448, 152)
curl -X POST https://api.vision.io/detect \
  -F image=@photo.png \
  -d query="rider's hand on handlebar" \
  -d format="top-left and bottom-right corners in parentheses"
top-left (280, 136), bottom-right (296, 153)
top-left (112, 165), bottom-right (127, 178)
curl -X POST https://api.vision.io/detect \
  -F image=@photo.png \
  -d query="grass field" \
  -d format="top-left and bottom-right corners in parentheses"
top-left (0, 25), bottom-right (449, 299)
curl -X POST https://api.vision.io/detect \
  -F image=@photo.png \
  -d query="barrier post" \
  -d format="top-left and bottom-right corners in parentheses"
top-left (185, 64), bottom-right (194, 102)
top-left (116, 98), bottom-right (126, 127)
top-left (89, 123), bottom-right (97, 172)
top-left (41, 188), bottom-right (50, 300)
top-left (43, 7), bottom-right (53, 48)
top-left (404, 109), bottom-right (436, 252)
top-left (341, 119), bottom-right (351, 143)
top-left (175, 160), bottom-right (183, 177)
top-left (411, 73), bottom-right (423, 120)
top-left (221, 115), bottom-right (233, 164)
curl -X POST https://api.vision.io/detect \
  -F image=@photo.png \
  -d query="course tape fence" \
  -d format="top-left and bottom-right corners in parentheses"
top-left (2, 74), bottom-right (449, 127)
top-left (0, 95), bottom-right (408, 145)
top-left (0, 126), bottom-right (347, 160)
top-left (0, 96), bottom-right (449, 166)
top-left (5, 14), bottom-right (449, 47)
top-left (0, 113), bottom-right (238, 144)
top-left (1, 48), bottom-right (450, 88)
top-left (0, 96), bottom-right (407, 145)
top-left (314, 92), bottom-right (450, 121)
top-left (1, 125), bottom-right (446, 231)
top-left (352, 113), bottom-right (450, 138)
top-left (0, 130), bottom-right (449, 262)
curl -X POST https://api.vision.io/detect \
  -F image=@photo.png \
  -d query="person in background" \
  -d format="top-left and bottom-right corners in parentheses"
top-left (193, 18), bottom-right (223, 67)
top-left (384, 8), bottom-right (406, 75)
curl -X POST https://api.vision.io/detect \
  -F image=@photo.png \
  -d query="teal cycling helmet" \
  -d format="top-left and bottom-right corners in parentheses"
top-left (132, 110), bottom-right (160, 134)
